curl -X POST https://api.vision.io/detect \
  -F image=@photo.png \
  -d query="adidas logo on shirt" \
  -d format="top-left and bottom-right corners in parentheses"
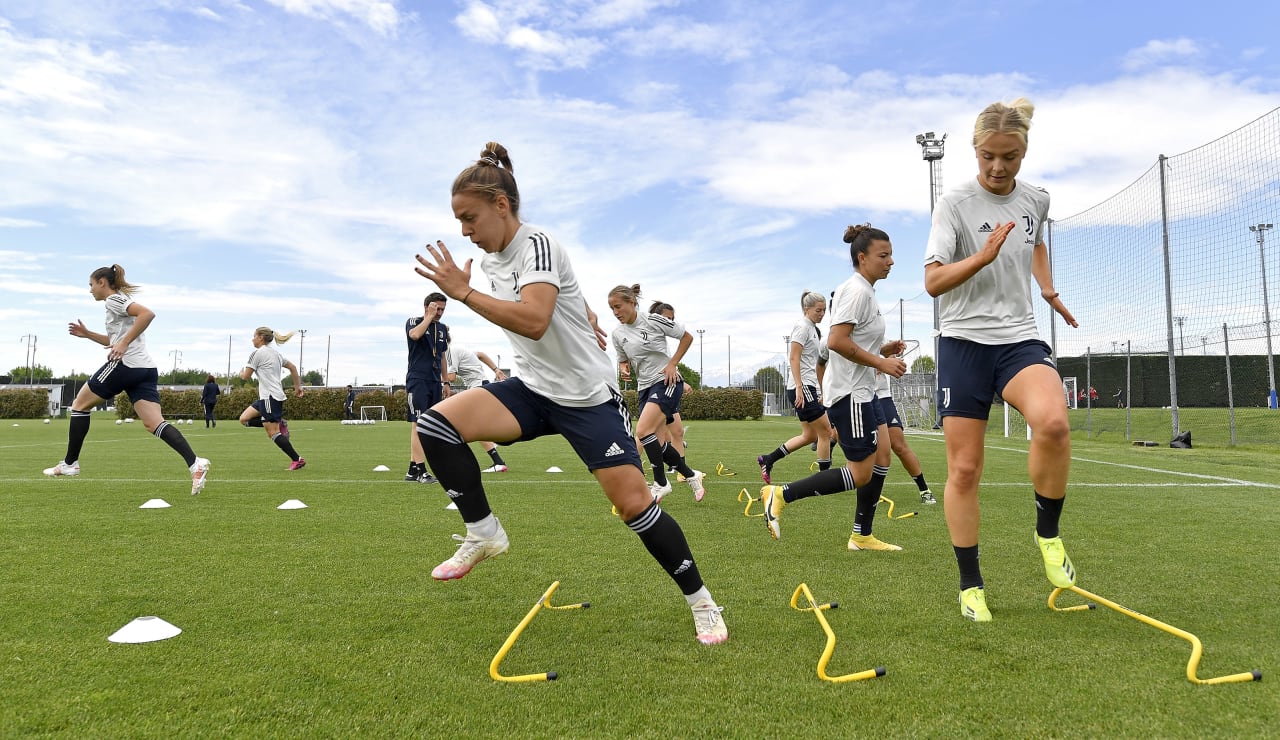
top-left (978, 222), bottom-right (994, 233)
top-left (604, 442), bottom-right (625, 457)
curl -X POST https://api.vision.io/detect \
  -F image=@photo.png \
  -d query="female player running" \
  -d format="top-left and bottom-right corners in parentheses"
top-left (756, 290), bottom-right (835, 480)
top-left (760, 225), bottom-right (906, 551)
top-left (239, 327), bottom-right (306, 470)
top-left (413, 142), bottom-right (726, 645)
top-left (608, 285), bottom-right (705, 502)
top-left (44, 264), bottom-right (210, 495)
top-left (924, 98), bottom-right (1078, 622)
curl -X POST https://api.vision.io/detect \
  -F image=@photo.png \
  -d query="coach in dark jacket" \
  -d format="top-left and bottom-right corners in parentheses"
top-left (202, 375), bottom-right (221, 428)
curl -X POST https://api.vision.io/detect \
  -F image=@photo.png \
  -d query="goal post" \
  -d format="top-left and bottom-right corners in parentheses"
top-left (1062, 377), bottom-right (1078, 410)
top-left (359, 405), bottom-right (386, 422)
top-left (1004, 401), bottom-right (1031, 440)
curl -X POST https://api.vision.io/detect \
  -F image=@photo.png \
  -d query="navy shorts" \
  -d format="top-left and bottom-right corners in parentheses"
top-left (786, 385), bottom-right (828, 423)
top-left (938, 337), bottom-right (1057, 420)
top-left (87, 361), bottom-right (160, 404)
top-left (252, 397), bottom-right (287, 423)
top-left (827, 395), bottom-right (885, 464)
top-left (406, 377), bottom-right (443, 421)
top-left (480, 377), bottom-right (644, 471)
top-left (878, 395), bottom-right (904, 429)
top-left (639, 379), bottom-right (684, 422)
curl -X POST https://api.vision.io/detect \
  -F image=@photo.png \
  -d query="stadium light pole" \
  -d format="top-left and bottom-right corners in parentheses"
top-left (916, 131), bottom-right (946, 427)
top-left (696, 329), bottom-right (704, 389)
top-left (20, 334), bottom-right (37, 384)
top-left (1173, 316), bottom-right (1186, 356)
top-left (1201, 336), bottom-right (1208, 355)
top-left (727, 335), bottom-right (732, 389)
top-left (298, 329), bottom-right (308, 381)
top-left (1251, 223), bottom-right (1276, 408)
top-left (169, 349), bottom-right (182, 381)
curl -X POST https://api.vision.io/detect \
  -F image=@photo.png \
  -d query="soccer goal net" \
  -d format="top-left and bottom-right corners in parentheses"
top-left (359, 405), bottom-right (386, 422)
top-left (1062, 377), bottom-right (1078, 410)
top-left (1003, 401), bottom-right (1031, 440)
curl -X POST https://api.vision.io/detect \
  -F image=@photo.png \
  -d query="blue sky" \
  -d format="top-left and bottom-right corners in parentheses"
top-left (3, 0), bottom-right (1279, 387)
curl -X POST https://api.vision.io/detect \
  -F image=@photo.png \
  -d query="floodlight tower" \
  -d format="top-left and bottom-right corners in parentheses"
top-left (917, 131), bottom-right (946, 425)
top-left (1251, 223), bottom-right (1276, 408)
top-left (696, 329), bottom-right (704, 388)
top-left (298, 329), bottom-right (308, 380)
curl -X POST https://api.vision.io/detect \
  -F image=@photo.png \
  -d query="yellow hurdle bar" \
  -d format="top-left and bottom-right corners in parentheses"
top-left (789, 583), bottom-right (886, 683)
top-left (737, 488), bottom-right (763, 517)
top-left (715, 462), bottom-right (737, 477)
top-left (490, 581), bottom-right (590, 683)
top-left (878, 495), bottom-right (917, 520)
top-left (1048, 584), bottom-right (1260, 686)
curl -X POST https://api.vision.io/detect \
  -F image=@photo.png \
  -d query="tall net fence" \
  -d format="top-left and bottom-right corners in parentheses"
top-left (1037, 107), bottom-right (1280, 446)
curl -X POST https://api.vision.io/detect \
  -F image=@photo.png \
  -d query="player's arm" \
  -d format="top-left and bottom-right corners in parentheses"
top-left (107, 302), bottom-right (155, 361)
top-left (408, 311), bottom-right (432, 340)
top-left (664, 332), bottom-right (693, 384)
top-left (829, 324), bottom-right (906, 378)
top-left (240, 365), bottom-right (255, 381)
top-left (414, 240), bottom-right (557, 339)
top-left (68, 319), bottom-right (110, 346)
top-left (789, 340), bottom-right (805, 406)
top-left (584, 300), bottom-right (608, 350)
top-left (925, 221), bottom-right (1016, 297)
top-left (282, 358), bottom-right (304, 397)
top-left (1032, 242), bottom-right (1078, 327)
top-left (475, 351), bottom-right (507, 381)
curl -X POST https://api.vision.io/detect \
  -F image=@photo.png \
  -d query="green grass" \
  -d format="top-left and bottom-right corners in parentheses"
top-left (2, 415), bottom-right (1277, 737)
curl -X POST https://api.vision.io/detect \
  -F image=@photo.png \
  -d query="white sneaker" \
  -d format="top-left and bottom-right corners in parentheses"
top-left (431, 519), bottom-right (510, 580)
top-left (685, 470), bottom-right (706, 502)
top-left (481, 464), bottom-right (509, 473)
top-left (190, 457), bottom-right (210, 496)
top-left (43, 460), bottom-right (80, 477)
top-left (691, 598), bottom-right (728, 645)
top-left (649, 481), bottom-right (673, 503)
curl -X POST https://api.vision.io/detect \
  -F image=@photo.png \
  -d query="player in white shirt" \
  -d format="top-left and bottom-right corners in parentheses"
top-left (756, 291), bottom-right (835, 481)
top-left (445, 343), bottom-right (510, 471)
top-left (413, 142), bottom-right (726, 646)
top-left (875, 367), bottom-right (937, 505)
top-left (238, 327), bottom-right (306, 470)
top-left (648, 301), bottom-right (691, 470)
top-left (761, 225), bottom-right (907, 551)
top-left (43, 264), bottom-right (210, 496)
top-left (608, 285), bottom-right (706, 502)
top-left (923, 98), bottom-right (1079, 623)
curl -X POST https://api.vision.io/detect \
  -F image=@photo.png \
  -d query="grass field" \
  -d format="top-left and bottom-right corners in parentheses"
top-left (2, 415), bottom-right (1277, 737)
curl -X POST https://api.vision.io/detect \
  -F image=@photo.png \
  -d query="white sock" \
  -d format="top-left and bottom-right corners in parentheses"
top-left (685, 586), bottom-right (712, 607)
top-left (467, 514), bottom-right (499, 539)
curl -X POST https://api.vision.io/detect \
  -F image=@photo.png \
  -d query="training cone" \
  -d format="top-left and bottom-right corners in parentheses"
top-left (139, 499), bottom-right (171, 509)
top-left (277, 499), bottom-right (308, 510)
top-left (546, 466), bottom-right (563, 473)
top-left (108, 616), bottom-right (182, 644)
top-left (372, 464), bottom-right (390, 472)
top-left (445, 502), bottom-right (458, 510)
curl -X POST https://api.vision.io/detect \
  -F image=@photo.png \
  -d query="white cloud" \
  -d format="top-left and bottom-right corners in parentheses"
top-left (1123, 38), bottom-right (1201, 71)
top-left (265, 0), bottom-right (400, 35)
top-left (455, 1), bottom-right (502, 43)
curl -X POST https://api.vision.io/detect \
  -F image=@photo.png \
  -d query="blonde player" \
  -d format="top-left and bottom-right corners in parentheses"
top-left (239, 327), bottom-right (306, 470)
top-left (756, 291), bottom-right (835, 481)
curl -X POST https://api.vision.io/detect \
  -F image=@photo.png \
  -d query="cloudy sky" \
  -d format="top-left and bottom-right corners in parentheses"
top-left (2, 0), bottom-right (1278, 387)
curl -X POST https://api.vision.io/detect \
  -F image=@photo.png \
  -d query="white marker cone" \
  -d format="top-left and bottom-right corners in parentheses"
top-left (546, 466), bottom-right (563, 473)
top-left (277, 499), bottom-right (308, 510)
top-left (139, 499), bottom-right (171, 509)
top-left (372, 465), bottom-right (390, 472)
top-left (108, 616), bottom-right (182, 644)
top-left (445, 502), bottom-right (458, 510)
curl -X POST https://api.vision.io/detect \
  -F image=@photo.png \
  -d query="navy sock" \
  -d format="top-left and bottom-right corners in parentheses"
top-left (661, 443), bottom-right (695, 478)
top-left (245, 417), bottom-right (264, 428)
top-left (914, 473), bottom-right (930, 492)
top-left (487, 447), bottom-right (506, 466)
top-left (817, 458), bottom-right (832, 471)
top-left (419, 409), bottom-right (490, 523)
top-left (155, 421), bottom-right (198, 467)
top-left (640, 434), bottom-right (668, 486)
top-left (272, 434), bottom-right (300, 461)
top-left (625, 501), bottom-right (703, 596)
top-left (763, 444), bottom-right (790, 466)
top-left (782, 467), bottom-right (853, 503)
top-left (1035, 491), bottom-right (1065, 539)
top-left (852, 465), bottom-right (888, 536)
top-left (955, 545), bottom-right (983, 590)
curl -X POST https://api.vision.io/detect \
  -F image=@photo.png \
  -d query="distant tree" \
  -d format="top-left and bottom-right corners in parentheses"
top-left (7, 363), bottom-right (53, 382)
top-left (161, 368), bottom-right (215, 385)
top-left (302, 370), bottom-right (325, 386)
top-left (911, 355), bottom-right (936, 374)
top-left (752, 366), bottom-right (784, 391)
top-left (677, 362), bottom-right (701, 390)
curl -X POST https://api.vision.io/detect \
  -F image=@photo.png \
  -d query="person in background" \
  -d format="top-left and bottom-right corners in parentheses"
top-left (446, 343), bottom-right (510, 472)
top-left (239, 327), bottom-right (306, 470)
top-left (405, 294), bottom-right (451, 484)
top-left (757, 290), bottom-right (834, 482)
top-left (345, 385), bottom-right (356, 420)
top-left (202, 374), bottom-right (221, 428)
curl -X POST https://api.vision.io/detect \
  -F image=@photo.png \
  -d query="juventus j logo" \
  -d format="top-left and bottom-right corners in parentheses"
top-left (1022, 215), bottom-right (1034, 235)
top-left (942, 387), bottom-right (952, 408)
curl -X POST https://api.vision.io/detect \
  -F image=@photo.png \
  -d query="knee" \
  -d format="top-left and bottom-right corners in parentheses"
top-left (1034, 416), bottom-right (1071, 448)
top-left (947, 460), bottom-right (983, 490)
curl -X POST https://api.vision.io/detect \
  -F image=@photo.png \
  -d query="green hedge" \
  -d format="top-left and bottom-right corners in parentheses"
top-left (0, 389), bottom-right (51, 418)
top-left (109, 387), bottom-right (764, 422)
top-left (115, 388), bottom-right (411, 422)
top-left (621, 388), bottom-right (764, 420)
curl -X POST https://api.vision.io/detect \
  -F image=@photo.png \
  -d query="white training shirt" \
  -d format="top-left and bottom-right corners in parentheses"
top-left (480, 223), bottom-right (615, 407)
top-left (611, 311), bottom-right (686, 390)
top-left (103, 293), bottom-right (155, 369)
top-left (448, 344), bottom-right (488, 390)
top-left (876, 369), bottom-right (892, 398)
top-left (246, 345), bottom-right (287, 402)
top-left (924, 177), bottom-right (1050, 344)
top-left (825, 272), bottom-right (886, 404)
top-left (787, 317), bottom-right (822, 391)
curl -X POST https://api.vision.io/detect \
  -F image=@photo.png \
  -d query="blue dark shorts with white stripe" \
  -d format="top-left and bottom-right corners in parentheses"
top-left (826, 394), bottom-right (885, 463)
top-left (87, 361), bottom-right (160, 404)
